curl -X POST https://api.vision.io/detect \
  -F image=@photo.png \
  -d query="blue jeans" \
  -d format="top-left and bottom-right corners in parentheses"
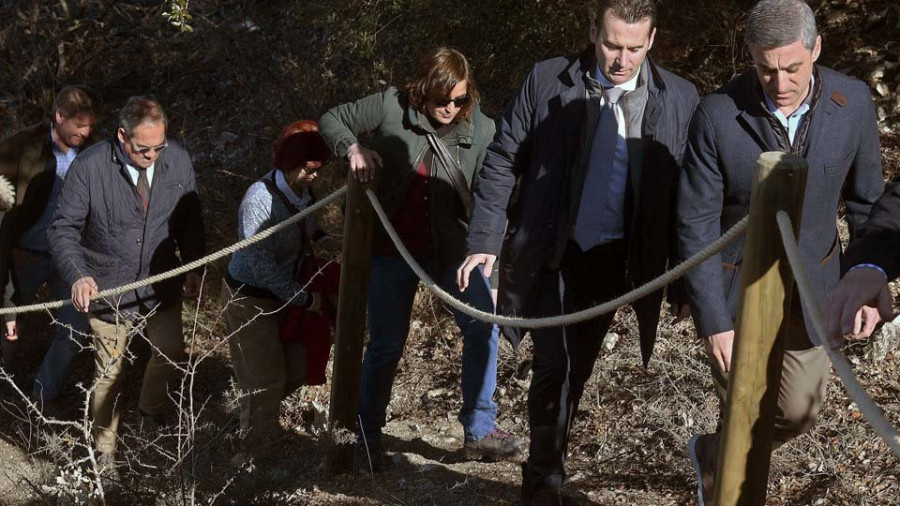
top-left (358, 256), bottom-right (499, 441)
top-left (14, 250), bottom-right (90, 400)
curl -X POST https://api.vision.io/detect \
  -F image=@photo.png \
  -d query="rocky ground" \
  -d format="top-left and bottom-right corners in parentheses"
top-left (1, 0), bottom-right (900, 504)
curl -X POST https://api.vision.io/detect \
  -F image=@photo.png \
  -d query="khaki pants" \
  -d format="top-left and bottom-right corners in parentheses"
top-left (221, 280), bottom-right (306, 441)
top-left (700, 309), bottom-right (831, 481)
top-left (91, 303), bottom-right (185, 454)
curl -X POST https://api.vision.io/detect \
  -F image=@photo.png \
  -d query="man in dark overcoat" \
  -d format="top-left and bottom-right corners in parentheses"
top-left (677, 0), bottom-right (884, 503)
top-left (457, 0), bottom-right (698, 502)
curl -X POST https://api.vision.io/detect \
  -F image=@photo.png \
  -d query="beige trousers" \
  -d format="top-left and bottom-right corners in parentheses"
top-left (90, 303), bottom-right (185, 454)
top-left (701, 308), bottom-right (831, 476)
top-left (221, 280), bottom-right (306, 440)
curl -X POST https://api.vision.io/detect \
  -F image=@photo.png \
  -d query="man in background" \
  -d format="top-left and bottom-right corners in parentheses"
top-left (0, 85), bottom-right (101, 415)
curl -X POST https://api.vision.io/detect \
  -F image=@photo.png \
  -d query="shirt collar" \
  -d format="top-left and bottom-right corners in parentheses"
top-left (274, 168), bottom-right (310, 208)
top-left (593, 65), bottom-right (640, 92)
top-left (762, 74), bottom-right (815, 118)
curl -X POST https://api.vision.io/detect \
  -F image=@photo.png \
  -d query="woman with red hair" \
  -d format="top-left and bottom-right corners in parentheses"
top-left (319, 47), bottom-right (524, 473)
top-left (221, 120), bottom-right (337, 459)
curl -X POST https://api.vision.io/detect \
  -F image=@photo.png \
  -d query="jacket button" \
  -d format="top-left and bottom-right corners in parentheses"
top-left (136, 238), bottom-right (142, 244)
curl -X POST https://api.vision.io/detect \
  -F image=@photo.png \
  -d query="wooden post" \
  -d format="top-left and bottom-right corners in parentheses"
top-left (714, 152), bottom-right (808, 505)
top-left (325, 172), bottom-right (374, 476)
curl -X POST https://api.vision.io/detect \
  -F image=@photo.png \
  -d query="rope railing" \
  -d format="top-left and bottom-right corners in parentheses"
top-left (5, 178), bottom-right (899, 460)
top-left (0, 185), bottom-right (349, 317)
top-left (366, 188), bottom-right (748, 328)
top-left (776, 211), bottom-right (900, 458)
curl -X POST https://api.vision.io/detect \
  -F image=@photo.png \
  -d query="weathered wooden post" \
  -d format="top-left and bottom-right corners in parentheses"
top-left (714, 152), bottom-right (808, 505)
top-left (325, 172), bottom-right (374, 476)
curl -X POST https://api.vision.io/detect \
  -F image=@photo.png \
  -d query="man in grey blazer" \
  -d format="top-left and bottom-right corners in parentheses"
top-left (677, 0), bottom-right (884, 503)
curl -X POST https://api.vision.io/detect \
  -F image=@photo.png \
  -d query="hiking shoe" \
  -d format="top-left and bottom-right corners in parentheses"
top-left (464, 428), bottom-right (526, 460)
top-left (688, 434), bottom-right (715, 506)
top-left (354, 438), bottom-right (387, 475)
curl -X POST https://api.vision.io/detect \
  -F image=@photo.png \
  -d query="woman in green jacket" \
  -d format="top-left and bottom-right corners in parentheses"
top-left (319, 47), bottom-right (523, 472)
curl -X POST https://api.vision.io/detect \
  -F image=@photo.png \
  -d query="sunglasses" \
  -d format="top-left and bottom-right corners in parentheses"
top-left (432, 94), bottom-right (471, 108)
top-left (126, 137), bottom-right (168, 155)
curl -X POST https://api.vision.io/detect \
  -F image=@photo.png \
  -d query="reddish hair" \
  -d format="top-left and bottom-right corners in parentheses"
top-left (271, 120), bottom-right (332, 172)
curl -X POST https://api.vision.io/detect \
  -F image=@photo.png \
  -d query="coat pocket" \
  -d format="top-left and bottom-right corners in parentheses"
top-left (823, 149), bottom-right (853, 177)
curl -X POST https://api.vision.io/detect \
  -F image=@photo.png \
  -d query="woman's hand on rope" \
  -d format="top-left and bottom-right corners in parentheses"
top-left (825, 266), bottom-right (893, 347)
top-left (706, 330), bottom-right (735, 373)
top-left (457, 254), bottom-right (496, 292)
top-left (347, 143), bottom-right (382, 183)
top-left (72, 276), bottom-right (99, 313)
top-left (4, 321), bottom-right (16, 341)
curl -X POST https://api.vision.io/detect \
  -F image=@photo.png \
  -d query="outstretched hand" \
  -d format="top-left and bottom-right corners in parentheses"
top-left (4, 321), bottom-right (16, 341)
top-left (456, 254), bottom-right (496, 292)
top-left (825, 267), bottom-right (893, 348)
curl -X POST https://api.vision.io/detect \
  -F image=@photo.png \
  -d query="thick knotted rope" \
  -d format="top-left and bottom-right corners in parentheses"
top-left (0, 185), bottom-right (349, 316)
top-left (776, 211), bottom-right (900, 458)
top-left (365, 188), bottom-right (748, 328)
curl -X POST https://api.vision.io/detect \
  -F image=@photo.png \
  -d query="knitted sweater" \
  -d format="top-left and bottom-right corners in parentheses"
top-left (227, 171), bottom-right (318, 306)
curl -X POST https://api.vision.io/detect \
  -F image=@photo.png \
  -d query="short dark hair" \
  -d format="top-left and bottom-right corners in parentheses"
top-left (405, 47), bottom-right (480, 121)
top-left (52, 85), bottom-right (102, 122)
top-left (592, 0), bottom-right (657, 30)
top-left (119, 96), bottom-right (167, 136)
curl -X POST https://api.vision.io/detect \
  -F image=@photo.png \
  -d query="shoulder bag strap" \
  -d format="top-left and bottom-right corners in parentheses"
top-left (425, 132), bottom-right (474, 217)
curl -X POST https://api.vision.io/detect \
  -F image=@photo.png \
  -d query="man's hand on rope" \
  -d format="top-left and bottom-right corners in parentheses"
top-left (457, 254), bottom-right (496, 292)
top-left (825, 266), bottom-right (893, 347)
top-left (72, 276), bottom-right (99, 313)
top-left (347, 143), bottom-right (382, 183)
top-left (706, 330), bottom-right (735, 373)
top-left (4, 321), bottom-right (16, 341)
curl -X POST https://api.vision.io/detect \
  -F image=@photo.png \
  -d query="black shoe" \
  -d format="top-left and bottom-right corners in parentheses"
top-left (354, 438), bottom-right (387, 475)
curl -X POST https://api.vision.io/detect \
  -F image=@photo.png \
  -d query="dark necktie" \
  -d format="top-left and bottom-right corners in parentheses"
top-left (574, 86), bottom-right (625, 251)
top-left (136, 168), bottom-right (150, 211)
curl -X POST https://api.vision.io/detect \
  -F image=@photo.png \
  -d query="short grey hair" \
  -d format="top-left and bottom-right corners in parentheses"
top-left (119, 95), bottom-right (167, 135)
top-left (745, 0), bottom-right (818, 51)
